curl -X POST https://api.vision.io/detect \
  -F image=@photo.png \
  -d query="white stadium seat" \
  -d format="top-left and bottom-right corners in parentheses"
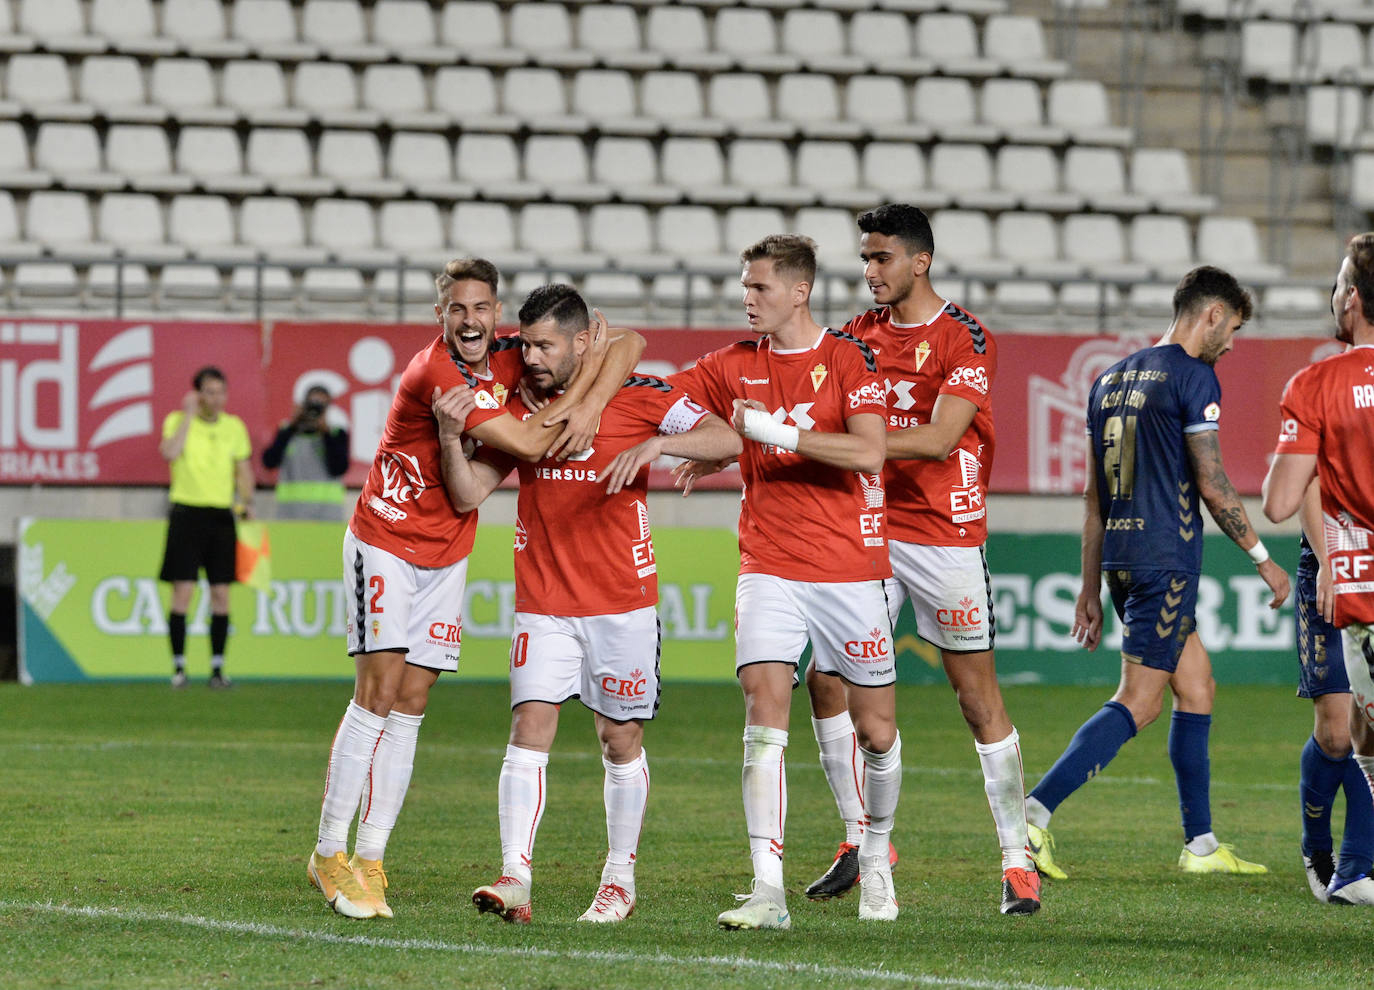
top-left (502, 67), bottom-right (585, 134)
top-left (1196, 215), bottom-right (1283, 283)
top-left (983, 15), bottom-right (1067, 79)
top-left (151, 59), bottom-right (236, 125)
top-left (177, 126), bottom-right (265, 195)
top-left (379, 201), bottom-right (446, 258)
top-left (18, 0), bottom-right (104, 55)
top-left (34, 123), bottom-right (123, 192)
top-left (914, 13), bottom-right (1000, 78)
top-left (640, 72), bottom-right (726, 137)
top-left (295, 62), bottom-right (380, 128)
top-left (311, 199), bottom-right (388, 265)
top-left (591, 137), bottom-right (678, 205)
top-left (168, 194), bottom-right (249, 260)
top-left (523, 134), bottom-right (609, 202)
top-left (90, 0), bottom-right (176, 56)
top-left (163, 0), bottom-right (249, 59)
top-left (796, 141), bottom-right (870, 210)
top-left (980, 78), bottom-right (1067, 145)
top-left (1129, 148), bottom-right (1217, 215)
top-left (723, 206), bottom-right (787, 256)
top-left (108, 124), bottom-right (194, 194)
top-left (388, 132), bottom-right (471, 200)
top-left (708, 73), bottom-right (794, 140)
top-left (661, 137), bottom-right (747, 206)
top-left (438, 2), bottom-right (524, 67)
top-left (714, 8), bottom-right (799, 75)
top-left (27, 190), bottom-right (105, 254)
top-left (301, 0), bottom-right (385, 62)
top-left (849, 11), bottom-right (931, 78)
top-left (455, 133), bottom-right (541, 200)
top-left (726, 139), bottom-right (807, 207)
top-left (451, 201), bottom-right (536, 269)
top-left (1063, 147), bottom-right (1150, 214)
top-left (656, 205), bottom-right (732, 273)
top-left (643, 6), bottom-right (731, 74)
top-left (572, 70), bottom-right (657, 137)
top-left (777, 73), bottom-right (864, 141)
top-left (231, 0), bottom-right (317, 61)
top-left (361, 64), bottom-right (446, 130)
top-left (371, 0), bottom-right (449, 64)
top-left (995, 211), bottom-right (1081, 281)
top-left (78, 56), bottom-right (164, 123)
top-left (930, 143), bottom-right (1017, 212)
top-left (995, 145), bottom-right (1084, 213)
top-left (913, 77), bottom-right (997, 144)
top-left (576, 5), bottom-right (662, 72)
top-left (1047, 79), bottom-right (1133, 146)
top-left (245, 128), bottom-right (333, 197)
top-left (508, 2), bottom-right (594, 69)
top-left (221, 60), bottom-right (307, 126)
top-left (862, 142), bottom-right (950, 209)
top-left (1128, 214), bottom-right (1195, 281)
top-left (433, 67), bottom-right (517, 132)
top-left (319, 131), bottom-right (405, 198)
top-left (1062, 213), bottom-right (1150, 283)
top-left (97, 193), bottom-right (185, 261)
top-left (240, 196), bottom-right (324, 264)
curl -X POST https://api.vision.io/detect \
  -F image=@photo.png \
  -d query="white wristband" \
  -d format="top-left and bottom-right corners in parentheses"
top-left (1246, 540), bottom-right (1270, 565)
top-left (741, 408), bottom-right (800, 452)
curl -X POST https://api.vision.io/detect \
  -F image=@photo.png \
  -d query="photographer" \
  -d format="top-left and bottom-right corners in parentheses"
top-left (263, 384), bottom-right (351, 520)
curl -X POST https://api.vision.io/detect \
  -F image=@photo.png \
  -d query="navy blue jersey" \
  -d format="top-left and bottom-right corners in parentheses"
top-left (1086, 343), bottom-right (1221, 573)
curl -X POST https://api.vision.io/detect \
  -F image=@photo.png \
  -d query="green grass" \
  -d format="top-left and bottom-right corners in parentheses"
top-left (3, 679), bottom-right (1373, 989)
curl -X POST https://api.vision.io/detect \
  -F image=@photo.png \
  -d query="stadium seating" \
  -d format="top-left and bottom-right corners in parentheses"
top-left (0, 0), bottom-right (1302, 325)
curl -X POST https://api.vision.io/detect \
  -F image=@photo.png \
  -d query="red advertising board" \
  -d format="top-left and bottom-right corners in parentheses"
top-left (2, 316), bottom-right (1340, 495)
top-left (0, 318), bottom-right (265, 485)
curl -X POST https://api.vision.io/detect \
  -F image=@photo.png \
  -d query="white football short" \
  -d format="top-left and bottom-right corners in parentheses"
top-left (734, 573), bottom-right (895, 686)
top-left (509, 606), bottom-right (662, 722)
top-left (343, 529), bottom-right (469, 672)
top-left (885, 541), bottom-right (994, 653)
top-left (1343, 623), bottom-right (1374, 730)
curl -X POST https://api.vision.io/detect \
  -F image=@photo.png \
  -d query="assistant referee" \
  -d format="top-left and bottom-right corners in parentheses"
top-left (158, 366), bottom-right (255, 689)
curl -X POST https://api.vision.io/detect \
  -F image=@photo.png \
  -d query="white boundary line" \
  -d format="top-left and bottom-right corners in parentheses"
top-left (3, 900), bottom-right (1085, 990)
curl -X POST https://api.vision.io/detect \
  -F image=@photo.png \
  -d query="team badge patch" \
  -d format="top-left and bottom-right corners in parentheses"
top-left (914, 340), bottom-right (932, 372)
top-left (492, 383), bottom-right (509, 406)
top-left (810, 363), bottom-right (828, 390)
top-left (474, 389), bottom-right (500, 410)
top-left (1203, 402), bottom-right (1220, 422)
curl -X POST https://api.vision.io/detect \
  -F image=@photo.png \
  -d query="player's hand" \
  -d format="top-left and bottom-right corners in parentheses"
top-left (1258, 557), bottom-right (1291, 610)
top-left (587, 308), bottom-right (610, 362)
top-left (604, 437), bottom-right (663, 494)
top-left (1317, 562), bottom-right (1335, 624)
top-left (432, 385), bottom-right (477, 443)
top-left (671, 455), bottom-right (735, 497)
top-left (731, 398), bottom-right (766, 434)
top-left (181, 390), bottom-right (200, 416)
top-left (1072, 588), bottom-right (1103, 651)
top-left (518, 375), bottom-right (551, 413)
top-left (547, 403), bottom-right (600, 460)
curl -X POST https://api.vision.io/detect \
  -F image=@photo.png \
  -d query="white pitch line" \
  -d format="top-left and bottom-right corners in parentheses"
top-left (3, 899), bottom-right (1086, 990)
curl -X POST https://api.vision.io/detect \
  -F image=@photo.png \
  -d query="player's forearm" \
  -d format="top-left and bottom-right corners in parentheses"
top-left (885, 422), bottom-right (961, 461)
top-left (1187, 430), bottom-right (1261, 551)
top-left (437, 440), bottom-right (499, 513)
top-left (583, 331), bottom-right (646, 412)
top-left (1298, 479), bottom-right (1328, 567)
top-left (1262, 452), bottom-right (1318, 524)
top-left (660, 418), bottom-right (743, 464)
top-left (795, 429), bottom-right (885, 474)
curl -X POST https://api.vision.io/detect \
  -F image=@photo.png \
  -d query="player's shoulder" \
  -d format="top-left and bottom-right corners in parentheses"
top-left (490, 333), bottom-right (522, 353)
top-left (620, 373), bottom-right (674, 393)
top-left (841, 307), bottom-right (887, 337)
top-left (822, 325), bottom-right (879, 372)
top-left (934, 301), bottom-right (991, 353)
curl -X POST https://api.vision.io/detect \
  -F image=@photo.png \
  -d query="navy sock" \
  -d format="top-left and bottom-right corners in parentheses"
top-left (1169, 711), bottom-right (1212, 842)
top-left (1029, 701), bottom-right (1137, 814)
top-left (1338, 752), bottom-right (1374, 879)
top-left (1300, 734), bottom-right (1344, 857)
top-left (169, 612), bottom-right (187, 662)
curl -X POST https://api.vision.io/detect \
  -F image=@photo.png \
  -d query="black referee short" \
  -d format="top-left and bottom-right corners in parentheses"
top-left (159, 503), bottom-right (238, 585)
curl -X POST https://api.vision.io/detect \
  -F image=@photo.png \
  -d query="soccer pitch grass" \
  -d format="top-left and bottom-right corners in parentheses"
top-left (5, 680), bottom-right (1374, 990)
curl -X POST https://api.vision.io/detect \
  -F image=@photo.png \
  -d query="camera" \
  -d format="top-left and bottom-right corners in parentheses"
top-left (304, 400), bottom-right (327, 416)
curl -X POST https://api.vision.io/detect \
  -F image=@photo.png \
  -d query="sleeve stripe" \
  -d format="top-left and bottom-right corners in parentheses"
top-left (445, 351), bottom-right (479, 387)
top-left (823, 327), bottom-right (878, 372)
top-left (490, 336), bottom-right (522, 352)
top-left (943, 302), bottom-right (988, 355)
top-left (1183, 422), bottom-right (1220, 433)
top-left (624, 375), bottom-right (673, 393)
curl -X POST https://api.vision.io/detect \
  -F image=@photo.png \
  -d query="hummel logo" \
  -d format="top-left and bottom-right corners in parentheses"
top-left (739, 376), bottom-right (770, 385)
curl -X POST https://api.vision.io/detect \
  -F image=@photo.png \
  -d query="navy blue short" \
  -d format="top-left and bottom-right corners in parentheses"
top-left (1105, 569), bottom-right (1198, 673)
top-left (1296, 549), bottom-right (1349, 698)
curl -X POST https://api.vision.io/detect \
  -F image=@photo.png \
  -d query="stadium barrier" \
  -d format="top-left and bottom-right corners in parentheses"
top-left (18, 519), bottom-right (1300, 686)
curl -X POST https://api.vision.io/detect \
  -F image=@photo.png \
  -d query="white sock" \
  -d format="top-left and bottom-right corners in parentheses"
top-left (498, 744), bottom-right (548, 886)
top-left (812, 712), bottom-right (865, 845)
top-left (975, 728), bottom-right (1032, 871)
top-left (1025, 795), bottom-right (1052, 830)
top-left (602, 750), bottom-right (649, 888)
top-left (742, 725), bottom-right (788, 891)
top-left (1186, 831), bottom-right (1219, 857)
top-left (354, 710), bottom-right (423, 861)
top-left (1354, 754), bottom-right (1374, 800)
top-left (316, 701), bottom-right (387, 858)
top-left (857, 733), bottom-right (901, 867)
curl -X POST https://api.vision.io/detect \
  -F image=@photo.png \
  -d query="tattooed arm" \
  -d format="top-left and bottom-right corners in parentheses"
top-left (1186, 429), bottom-right (1290, 608)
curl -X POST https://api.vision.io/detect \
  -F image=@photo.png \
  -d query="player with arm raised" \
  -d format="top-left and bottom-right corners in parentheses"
top-left (306, 261), bottom-right (643, 920)
top-left (671, 235), bottom-right (902, 927)
top-left (428, 284), bottom-right (740, 924)
top-left (1025, 266), bottom-right (1287, 880)
top-left (1264, 233), bottom-right (1374, 905)
top-left (802, 203), bottom-right (1037, 915)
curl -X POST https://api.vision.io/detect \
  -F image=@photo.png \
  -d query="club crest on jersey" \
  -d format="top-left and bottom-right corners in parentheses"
top-left (810, 363), bottom-right (828, 391)
top-left (513, 516), bottom-right (528, 552)
top-left (914, 340), bottom-right (932, 372)
top-left (371, 618), bottom-right (381, 638)
top-left (492, 383), bottom-right (509, 406)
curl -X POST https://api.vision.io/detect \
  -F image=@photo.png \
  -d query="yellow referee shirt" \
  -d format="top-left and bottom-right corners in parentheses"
top-left (162, 411), bottom-right (252, 508)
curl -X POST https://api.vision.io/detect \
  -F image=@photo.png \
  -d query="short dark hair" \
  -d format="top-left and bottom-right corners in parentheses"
top-left (1346, 233), bottom-right (1374, 321)
top-left (857, 203), bottom-right (935, 257)
top-left (1172, 265), bottom-right (1252, 323)
top-left (193, 366), bottom-right (225, 390)
top-left (518, 283), bottom-right (589, 337)
top-left (740, 234), bottom-right (817, 286)
top-left (435, 257), bottom-right (500, 302)
top-left (304, 383), bottom-right (331, 401)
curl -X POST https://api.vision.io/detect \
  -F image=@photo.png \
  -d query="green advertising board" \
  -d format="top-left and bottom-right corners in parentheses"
top-left (18, 519), bottom-right (1302, 686)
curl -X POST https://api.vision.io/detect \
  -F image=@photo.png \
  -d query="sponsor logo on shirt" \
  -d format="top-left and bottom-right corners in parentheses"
top-left (367, 495), bottom-right (407, 522)
top-left (379, 450), bottom-right (425, 503)
top-left (1354, 384), bottom-right (1374, 409)
top-left (848, 381), bottom-right (886, 409)
top-left (937, 596), bottom-right (983, 632)
top-left (886, 378), bottom-right (919, 411)
top-left (533, 466), bottom-right (598, 481)
top-left (946, 365), bottom-right (990, 396)
top-left (513, 516), bottom-right (527, 552)
top-left (844, 627), bottom-right (890, 662)
top-left (1203, 401), bottom-right (1221, 422)
top-left (738, 377), bottom-right (770, 385)
top-left (1279, 418), bottom-right (1299, 443)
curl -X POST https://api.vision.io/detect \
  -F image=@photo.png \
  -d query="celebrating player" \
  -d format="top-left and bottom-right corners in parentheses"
top-left (1025, 266), bottom-right (1287, 880)
top-left (801, 203), bottom-right (1037, 915)
top-left (671, 234), bottom-right (902, 926)
top-left (1264, 232), bottom-right (1374, 904)
top-left (306, 261), bottom-right (643, 920)
top-left (428, 284), bottom-right (740, 924)
top-left (1293, 478), bottom-right (1374, 904)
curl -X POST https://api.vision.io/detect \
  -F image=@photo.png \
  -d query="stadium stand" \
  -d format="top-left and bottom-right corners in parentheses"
top-left (0, 0), bottom-right (1336, 330)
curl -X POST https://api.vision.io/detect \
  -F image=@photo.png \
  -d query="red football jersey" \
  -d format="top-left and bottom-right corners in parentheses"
top-left (670, 328), bottom-right (891, 583)
top-left (348, 335), bottom-right (523, 566)
top-left (1276, 346), bottom-right (1374, 627)
top-left (844, 303), bottom-right (997, 547)
top-left (491, 376), bottom-right (708, 617)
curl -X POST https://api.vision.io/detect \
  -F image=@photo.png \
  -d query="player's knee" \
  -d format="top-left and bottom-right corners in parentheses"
top-left (853, 716), bottom-right (897, 754)
top-left (1316, 721), bottom-right (1353, 759)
